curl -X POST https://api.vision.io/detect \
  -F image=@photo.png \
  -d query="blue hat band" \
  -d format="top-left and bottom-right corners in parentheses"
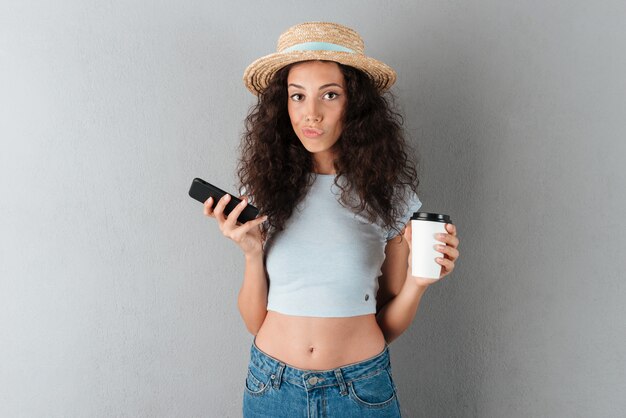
top-left (281, 41), bottom-right (355, 54)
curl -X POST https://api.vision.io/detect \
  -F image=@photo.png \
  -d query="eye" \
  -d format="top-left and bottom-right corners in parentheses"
top-left (290, 93), bottom-right (304, 102)
top-left (323, 92), bottom-right (339, 100)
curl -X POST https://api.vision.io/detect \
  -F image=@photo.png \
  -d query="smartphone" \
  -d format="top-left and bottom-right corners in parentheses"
top-left (188, 177), bottom-right (260, 224)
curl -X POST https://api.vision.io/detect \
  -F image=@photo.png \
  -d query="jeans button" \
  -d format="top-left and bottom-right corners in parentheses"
top-left (308, 376), bottom-right (318, 385)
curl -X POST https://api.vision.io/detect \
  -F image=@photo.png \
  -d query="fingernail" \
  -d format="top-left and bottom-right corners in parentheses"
top-left (224, 194), bottom-right (230, 201)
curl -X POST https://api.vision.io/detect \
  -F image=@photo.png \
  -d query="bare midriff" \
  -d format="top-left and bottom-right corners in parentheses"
top-left (254, 310), bottom-right (387, 371)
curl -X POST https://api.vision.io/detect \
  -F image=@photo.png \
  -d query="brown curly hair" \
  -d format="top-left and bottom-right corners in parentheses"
top-left (236, 61), bottom-right (420, 241)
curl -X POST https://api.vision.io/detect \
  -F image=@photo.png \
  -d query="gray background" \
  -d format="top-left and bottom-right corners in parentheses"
top-left (1, 1), bottom-right (625, 417)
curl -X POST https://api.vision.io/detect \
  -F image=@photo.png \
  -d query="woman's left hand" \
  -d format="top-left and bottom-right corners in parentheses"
top-left (403, 223), bottom-right (460, 287)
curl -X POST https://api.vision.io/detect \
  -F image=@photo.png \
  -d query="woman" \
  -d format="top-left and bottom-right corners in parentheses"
top-left (203, 22), bottom-right (460, 417)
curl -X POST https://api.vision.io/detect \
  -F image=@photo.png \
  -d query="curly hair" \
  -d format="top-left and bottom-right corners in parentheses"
top-left (236, 61), bottom-right (420, 241)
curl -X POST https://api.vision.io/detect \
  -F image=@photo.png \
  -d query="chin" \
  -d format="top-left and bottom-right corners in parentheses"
top-left (298, 139), bottom-right (322, 151)
top-left (303, 144), bottom-right (328, 154)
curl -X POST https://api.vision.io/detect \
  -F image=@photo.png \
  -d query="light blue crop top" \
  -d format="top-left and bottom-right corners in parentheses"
top-left (262, 174), bottom-right (422, 317)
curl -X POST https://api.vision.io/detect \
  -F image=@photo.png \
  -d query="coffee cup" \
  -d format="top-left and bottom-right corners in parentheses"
top-left (410, 212), bottom-right (452, 279)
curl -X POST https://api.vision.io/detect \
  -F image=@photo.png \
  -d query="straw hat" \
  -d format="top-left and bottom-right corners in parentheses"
top-left (243, 22), bottom-right (397, 96)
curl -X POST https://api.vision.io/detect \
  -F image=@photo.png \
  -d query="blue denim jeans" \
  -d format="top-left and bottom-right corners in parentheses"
top-left (243, 339), bottom-right (402, 417)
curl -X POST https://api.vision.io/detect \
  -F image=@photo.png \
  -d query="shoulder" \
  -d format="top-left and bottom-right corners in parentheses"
top-left (384, 185), bottom-right (422, 241)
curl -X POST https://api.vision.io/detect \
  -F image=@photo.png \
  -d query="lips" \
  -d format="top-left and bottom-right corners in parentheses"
top-left (302, 127), bottom-right (323, 138)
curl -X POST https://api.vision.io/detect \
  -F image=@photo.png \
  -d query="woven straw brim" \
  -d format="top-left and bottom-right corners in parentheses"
top-left (243, 50), bottom-right (397, 96)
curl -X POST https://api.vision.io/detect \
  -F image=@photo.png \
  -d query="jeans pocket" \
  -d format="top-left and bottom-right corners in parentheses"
top-left (386, 364), bottom-right (399, 394)
top-left (244, 365), bottom-right (272, 397)
top-left (348, 369), bottom-right (397, 409)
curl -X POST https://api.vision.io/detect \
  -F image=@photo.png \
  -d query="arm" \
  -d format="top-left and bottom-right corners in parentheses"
top-left (376, 222), bottom-right (460, 343)
top-left (237, 252), bottom-right (269, 335)
top-left (375, 232), bottom-right (429, 344)
top-left (203, 193), bottom-right (270, 336)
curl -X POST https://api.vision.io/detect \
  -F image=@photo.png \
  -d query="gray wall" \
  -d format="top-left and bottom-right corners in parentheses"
top-left (1, 1), bottom-right (624, 417)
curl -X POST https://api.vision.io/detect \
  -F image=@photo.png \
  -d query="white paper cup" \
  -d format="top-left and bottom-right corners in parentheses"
top-left (411, 212), bottom-right (452, 279)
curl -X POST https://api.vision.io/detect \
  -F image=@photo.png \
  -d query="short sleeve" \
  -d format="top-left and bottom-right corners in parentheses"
top-left (385, 189), bottom-right (422, 241)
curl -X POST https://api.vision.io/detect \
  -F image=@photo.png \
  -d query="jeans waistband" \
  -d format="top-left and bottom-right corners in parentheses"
top-left (249, 338), bottom-right (391, 392)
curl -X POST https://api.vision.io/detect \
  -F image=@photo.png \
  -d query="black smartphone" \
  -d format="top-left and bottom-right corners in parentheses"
top-left (188, 177), bottom-right (260, 224)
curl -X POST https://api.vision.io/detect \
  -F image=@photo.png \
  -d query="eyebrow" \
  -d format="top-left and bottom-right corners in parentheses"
top-left (288, 83), bottom-right (344, 90)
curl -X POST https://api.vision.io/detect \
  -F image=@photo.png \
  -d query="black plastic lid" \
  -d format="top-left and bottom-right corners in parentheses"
top-left (410, 212), bottom-right (452, 224)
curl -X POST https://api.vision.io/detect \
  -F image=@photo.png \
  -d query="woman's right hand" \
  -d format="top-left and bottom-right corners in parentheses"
top-left (203, 194), bottom-right (268, 257)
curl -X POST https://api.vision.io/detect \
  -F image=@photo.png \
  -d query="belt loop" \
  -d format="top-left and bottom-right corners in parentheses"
top-left (334, 368), bottom-right (348, 396)
top-left (272, 362), bottom-right (285, 389)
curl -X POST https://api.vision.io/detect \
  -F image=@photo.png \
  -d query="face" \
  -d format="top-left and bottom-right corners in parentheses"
top-left (287, 60), bottom-right (346, 174)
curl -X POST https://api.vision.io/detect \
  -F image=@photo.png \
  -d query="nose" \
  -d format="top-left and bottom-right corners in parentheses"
top-left (304, 100), bottom-right (322, 123)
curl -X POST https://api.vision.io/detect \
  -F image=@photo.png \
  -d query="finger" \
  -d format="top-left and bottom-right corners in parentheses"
top-left (436, 233), bottom-right (459, 248)
top-left (231, 214), bottom-right (268, 239)
top-left (203, 197), bottom-right (215, 217)
top-left (445, 224), bottom-right (460, 248)
top-left (436, 257), bottom-right (454, 274)
top-left (224, 196), bottom-right (249, 228)
top-left (213, 194), bottom-right (231, 223)
top-left (435, 244), bottom-right (460, 261)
